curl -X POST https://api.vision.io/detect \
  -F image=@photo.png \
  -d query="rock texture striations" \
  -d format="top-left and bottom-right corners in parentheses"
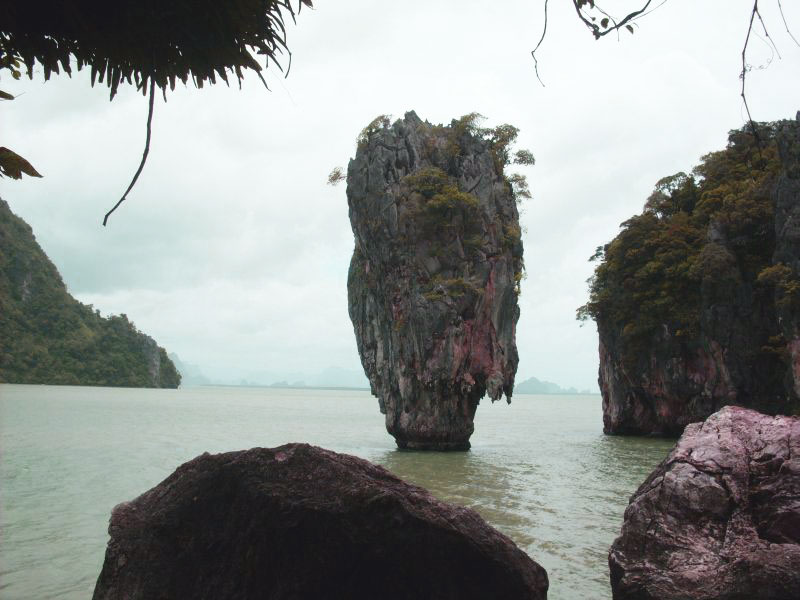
top-left (589, 115), bottom-right (800, 435)
top-left (609, 406), bottom-right (800, 599)
top-left (93, 443), bottom-right (549, 600)
top-left (346, 113), bottom-right (524, 449)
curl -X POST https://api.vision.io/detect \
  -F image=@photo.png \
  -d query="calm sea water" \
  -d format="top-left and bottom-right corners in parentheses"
top-left (0, 384), bottom-right (674, 599)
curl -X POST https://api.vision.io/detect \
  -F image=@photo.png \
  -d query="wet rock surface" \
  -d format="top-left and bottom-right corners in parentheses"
top-left (93, 443), bottom-right (548, 600)
top-left (346, 112), bottom-right (523, 449)
top-left (598, 114), bottom-right (800, 436)
top-left (609, 406), bottom-right (800, 599)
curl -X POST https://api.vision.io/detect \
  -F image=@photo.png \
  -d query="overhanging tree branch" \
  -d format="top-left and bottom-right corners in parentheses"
top-left (572, 0), bottom-right (654, 39)
top-left (530, 0), bottom-right (549, 86)
top-left (777, 0), bottom-right (800, 47)
top-left (103, 79), bottom-right (156, 226)
top-left (741, 2), bottom-right (763, 140)
top-left (533, 0), bottom-right (797, 134)
top-left (1, 0), bottom-right (312, 224)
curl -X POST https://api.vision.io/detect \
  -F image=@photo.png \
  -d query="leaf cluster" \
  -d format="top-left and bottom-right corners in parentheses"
top-left (0, 0), bottom-right (311, 99)
top-left (0, 88), bottom-right (41, 180)
top-left (448, 113), bottom-right (536, 204)
top-left (402, 167), bottom-right (482, 239)
top-left (356, 114), bottom-right (391, 149)
top-left (574, 0), bottom-right (645, 39)
top-left (327, 166), bottom-right (345, 186)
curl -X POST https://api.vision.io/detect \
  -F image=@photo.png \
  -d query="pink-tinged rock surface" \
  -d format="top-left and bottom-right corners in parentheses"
top-left (346, 112), bottom-right (523, 450)
top-left (609, 406), bottom-right (800, 599)
top-left (599, 337), bottom-right (736, 436)
top-left (93, 444), bottom-right (548, 600)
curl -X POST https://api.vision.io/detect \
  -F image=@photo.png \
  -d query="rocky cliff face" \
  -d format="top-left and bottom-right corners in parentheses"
top-left (346, 112), bottom-right (524, 450)
top-left (609, 406), bottom-right (800, 599)
top-left (593, 115), bottom-right (800, 435)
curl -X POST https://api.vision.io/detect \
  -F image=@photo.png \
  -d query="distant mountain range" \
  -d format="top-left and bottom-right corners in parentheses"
top-left (168, 361), bottom-right (370, 390)
top-left (169, 359), bottom-right (591, 395)
top-left (514, 376), bottom-right (592, 395)
top-left (167, 354), bottom-right (211, 387)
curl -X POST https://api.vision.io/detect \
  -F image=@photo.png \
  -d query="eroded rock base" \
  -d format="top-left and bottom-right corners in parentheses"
top-left (384, 391), bottom-right (479, 451)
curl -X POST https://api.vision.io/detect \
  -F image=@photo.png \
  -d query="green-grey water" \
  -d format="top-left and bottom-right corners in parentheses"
top-left (0, 384), bottom-right (674, 599)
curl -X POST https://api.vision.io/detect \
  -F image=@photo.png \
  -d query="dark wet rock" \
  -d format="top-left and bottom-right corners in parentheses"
top-left (598, 114), bottom-right (800, 436)
top-left (346, 112), bottom-right (524, 450)
top-left (609, 406), bottom-right (800, 599)
top-left (93, 443), bottom-right (548, 600)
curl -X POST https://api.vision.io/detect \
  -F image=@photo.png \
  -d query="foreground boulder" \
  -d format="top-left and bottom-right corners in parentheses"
top-left (609, 406), bottom-right (800, 599)
top-left (93, 443), bottom-right (548, 600)
top-left (346, 112), bottom-right (527, 449)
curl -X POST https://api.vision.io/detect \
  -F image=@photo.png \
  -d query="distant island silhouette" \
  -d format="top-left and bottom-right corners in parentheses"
top-left (514, 376), bottom-right (593, 396)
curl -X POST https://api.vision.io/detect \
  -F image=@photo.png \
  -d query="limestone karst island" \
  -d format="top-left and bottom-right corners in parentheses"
top-left (2, 1), bottom-right (800, 599)
top-left (346, 112), bottom-right (526, 450)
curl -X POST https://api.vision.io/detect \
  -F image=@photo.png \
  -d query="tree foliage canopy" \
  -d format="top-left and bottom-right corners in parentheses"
top-left (578, 122), bottom-right (787, 363)
top-left (1, 0), bottom-right (311, 99)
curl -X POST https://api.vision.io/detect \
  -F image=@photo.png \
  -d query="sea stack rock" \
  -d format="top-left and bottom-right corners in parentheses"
top-left (346, 112), bottom-right (525, 450)
top-left (609, 406), bottom-right (800, 599)
top-left (584, 114), bottom-right (800, 435)
top-left (93, 444), bottom-right (549, 600)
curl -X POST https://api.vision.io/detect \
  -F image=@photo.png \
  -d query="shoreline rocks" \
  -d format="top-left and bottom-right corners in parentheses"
top-left (609, 406), bottom-right (800, 599)
top-left (93, 443), bottom-right (548, 600)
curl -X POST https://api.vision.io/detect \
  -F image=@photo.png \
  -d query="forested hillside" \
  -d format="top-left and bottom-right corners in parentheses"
top-left (0, 199), bottom-right (180, 387)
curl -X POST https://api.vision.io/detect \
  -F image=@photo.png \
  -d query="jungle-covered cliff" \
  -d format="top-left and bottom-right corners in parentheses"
top-left (0, 199), bottom-right (180, 388)
top-left (346, 112), bottom-right (529, 450)
top-left (580, 115), bottom-right (800, 435)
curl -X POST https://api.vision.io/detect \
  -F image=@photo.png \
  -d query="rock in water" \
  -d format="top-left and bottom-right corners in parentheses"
top-left (93, 444), bottom-right (549, 600)
top-left (346, 112), bottom-right (525, 450)
top-left (585, 114), bottom-right (800, 436)
top-left (609, 406), bottom-right (800, 600)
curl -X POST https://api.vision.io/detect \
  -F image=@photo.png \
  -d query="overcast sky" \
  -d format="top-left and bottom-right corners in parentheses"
top-left (3, 0), bottom-right (799, 390)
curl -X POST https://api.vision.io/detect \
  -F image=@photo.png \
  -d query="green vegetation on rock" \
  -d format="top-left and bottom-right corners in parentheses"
top-left (0, 199), bottom-right (180, 387)
top-left (578, 122), bottom-right (787, 370)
